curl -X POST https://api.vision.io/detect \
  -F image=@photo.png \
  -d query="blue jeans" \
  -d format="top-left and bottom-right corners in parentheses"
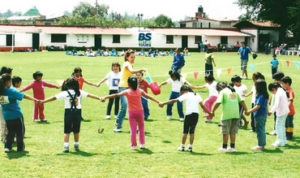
top-left (141, 97), bottom-right (150, 119)
top-left (167, 92), bottom-right (184, 118)
top-left (116, 87), bottom-right (128, 129)
top-left (254, 115), bottom-right (267, 147)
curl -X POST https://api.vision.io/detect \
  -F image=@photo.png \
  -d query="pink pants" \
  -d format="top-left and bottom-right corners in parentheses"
top-left (33, 102), bottom-right (45, 120)
top-left (129, 110), bottom-right (145, 146)
top-left (203, 96), bottom-right (217, 120)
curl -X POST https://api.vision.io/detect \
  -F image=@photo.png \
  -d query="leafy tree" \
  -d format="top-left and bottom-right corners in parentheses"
top-left (72, 2), bottom-right (108, 18)
top-left (154, 14), bottom-right (174, 27)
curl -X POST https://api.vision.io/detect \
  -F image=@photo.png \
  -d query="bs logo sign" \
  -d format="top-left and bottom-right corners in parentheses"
top-left (138, 33), bottom-right (152, 47)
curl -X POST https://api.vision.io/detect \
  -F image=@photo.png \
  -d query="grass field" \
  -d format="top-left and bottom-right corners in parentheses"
top-left (0, 51), bottom-right (299, 178)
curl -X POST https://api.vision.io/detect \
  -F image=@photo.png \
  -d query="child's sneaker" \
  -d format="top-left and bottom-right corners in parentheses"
top-left (270, 130), bottom-right (277, 135)
top-left (4, 148), bottom-right (11, 153)
top-left (74, 144), bottom-right (80, 152)
top-left (114, 115), bottom-right (118, 119)
top-left (187, 146), bottom-right (193, 152)
top-left (63, 145), bottom-right (69, 153)
top-left (33, 119), bottom-right (38, 122)
top-left (252, 146), bottom-right (264, 151)
top-left (113, 127), bottom-right (121, 132)
top-left (140, 144), bottom-right (145, 149)
top-left (218, 147), bottom-right (228, 152)
top-left (227, 147), bottom-right (236, 152)
top-left (106, 115), bottom-right (111, 119)
top-left (179, 118), bottom-right (185, 122)
top-left (178, 145), bottom-right (185, 151)
top-left (131, 146), bottom-right (137, 150)
top-left (167, 116), bottom-right (172, 120)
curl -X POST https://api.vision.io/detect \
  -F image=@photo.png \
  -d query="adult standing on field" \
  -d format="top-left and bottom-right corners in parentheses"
top-left (171, 48), bottom-right (185, 73)
top-left (114, 50), bottom-right (146, 132)
top-left (238, 42), bottom-right (252, 80)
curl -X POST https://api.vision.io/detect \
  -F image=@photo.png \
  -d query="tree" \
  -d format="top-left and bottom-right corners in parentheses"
top-left (154, 14), bottom-right (174, 27)
top-left (236, 0), bottom-right (298, 42)
top-left (72, 2), bottom-right (108, 18)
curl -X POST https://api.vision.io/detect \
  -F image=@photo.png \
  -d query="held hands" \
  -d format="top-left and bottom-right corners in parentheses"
top-left (268, 112), bottom-right (272, 116)
top-left (245, 111), bottom-right (250, 116)
top-left (100, 97), bottom-right (106, 102)
top-left (158, 102), bottom-right (165, 108)
top-left (96, 83), bottom-right (101, 87)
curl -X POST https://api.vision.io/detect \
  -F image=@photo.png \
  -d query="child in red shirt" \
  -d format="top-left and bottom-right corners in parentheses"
top-left (136, 72), bottom-right (151, 120)
top-left (72, 67), bottom-right (98, 90)
top-left (282, 76), bottom-right (295, 140)
top-left (101, 76), bottom-right (160, 150)
top-left (21, 71), bottom-right (59, 121)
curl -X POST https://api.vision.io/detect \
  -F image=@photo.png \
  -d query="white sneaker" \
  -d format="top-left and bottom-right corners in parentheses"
top-left (179, 118), bottom-right (185, 122)
top-left (167, 116), bottom-right (172, 120)
top-left (63, 145), bottom-right (69, 153)
top-left (178, 145), bottom-right (185, 151)
top-left (187, 146), bottom-right (193, 152)
top-left (270, 130), bottom-right (277, 135)
top-left (114, 115), bottom-right (118, 119)
top-left (140, 144), bottom-right (145, 149)
top-left (113, 127), bottom-right (121, 132)
top-left (106, 115), bottom-right (111, 119)
top-left (131, 146), bottom-right (137, 150)
top-left (227, 147), bottom-right (236, 152)
top-left (252, 146), bottom-right (264, 151)
top-left (218, 147), bottom-right (228, 152)
top-left (4, 148), bottom-right (11, 153)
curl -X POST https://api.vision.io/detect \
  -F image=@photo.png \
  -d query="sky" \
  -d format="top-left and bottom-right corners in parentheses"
top-left (0, 0), bottom-right (244, 21)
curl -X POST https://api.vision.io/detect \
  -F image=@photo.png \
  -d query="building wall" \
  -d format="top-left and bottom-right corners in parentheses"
top-left (40, 33), bottom-right (95, 48)
top-left (241, 29), bottom-right (258, 51)
top-left (0, 33), bottom-right (32, 47)
top-left (0, 34), bottom-right (6, 46)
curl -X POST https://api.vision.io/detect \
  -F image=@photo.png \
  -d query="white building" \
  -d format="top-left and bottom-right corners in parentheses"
top-left (0, 25), bottom-right (253, 51)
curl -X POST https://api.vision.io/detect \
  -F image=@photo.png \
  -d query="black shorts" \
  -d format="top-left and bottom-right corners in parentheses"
top-left (183, 113), bottom-right (199, 134)
top-left (64, 109), bottom-right (82, 134)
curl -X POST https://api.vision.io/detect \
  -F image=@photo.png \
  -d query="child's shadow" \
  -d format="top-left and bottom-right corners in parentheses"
top-left (6, 151), bottom-right (30, 160)
top-left (56, 151), bottom-right (98, 157)
top-left (284, 144), bottom-right (300, 150)
top-left (289, 136), bottom-right (300, 144)
top-left (135, 148), bottom-right (153, 155)
top-left (37, 121), bottom-right (50, 125)
top-left (81, 119), bottom-right (92, 123)
top-left (189, 151), bottom-right (212, 156)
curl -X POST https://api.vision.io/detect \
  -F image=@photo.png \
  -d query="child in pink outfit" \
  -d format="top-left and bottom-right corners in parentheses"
top-left (21, 71), bottom-right (59, 121)
top-left (101, 76), bottom-right (160, 150)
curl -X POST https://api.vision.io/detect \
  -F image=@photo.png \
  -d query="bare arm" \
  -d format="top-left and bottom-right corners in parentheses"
top-left (97, 78), bottom-right (107, 87)
top-left (42, 96), bottom-right (57, 104)
top-left (24, 95), bottom-right (39, 102)
top-left (200, 102), bottom-right (212, 116)
top-left (142, 92), bottom-right (160, 104)
top-left (212, 103), bottom-right (220, 114)
top-left (192, 85), bottom-right (206, 90)
top-left (240, 100), bottom-right (248, 113)
top-left (101, 92), bottom-right (125, 102)
top-left (245, 105), bottom-right (260, 115)
top-left (127, 65), bottom-right (146, 74)
top-left (84, 79), bottom-right (98, 87)
top-left (87, 93), bottom-right (101, 100)
top-left (159, 81), bottom-right (168, 87)
top-left (160, 99), bottom-right (178, 107)
top-left (244, 91), bottom-right (253, 97)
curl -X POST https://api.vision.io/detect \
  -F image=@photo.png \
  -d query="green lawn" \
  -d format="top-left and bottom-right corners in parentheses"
top-left (0, 52), bottom-right (299, 177)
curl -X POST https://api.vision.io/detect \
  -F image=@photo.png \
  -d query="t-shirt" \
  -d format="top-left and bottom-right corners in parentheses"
top-left (167, 77), bottom-right (186, 92)
top-left (119, 61), bottom-right (133, 88)
top-left (238, 47), bottom-right (251, 60)
top-left (216, 88), bottom-right (241, 121)
top-left (55, 90), bottom-right (88, 109)
top-left (122, 89), bottom-right (144, 112)
top-left (270, 59), bottom-right (279, 69)
top-left (286, 88), bottom-right (295, 116)
top-left (105, 71), bottom-right (121, 90)
top-left (205, 53), bottom-right (213, 65)
top-left (270, 87), bottom-right (289, 117)
top-left (234, 84), bottom-right (247, 100)
top-left (138, 80), bottom-right (150, 93)
top-left (0, 88), bottom-right (24, 120)
top-left (250, 85), bottom-right (256, 104)
top-left (205, 81), bottom-right (218, 97)
top-left (178, 92), bottom-right (203, 115)
top-left (253, 94), bottom-right (268, 117)
top-left (75, 77), bottom-right (84, 90)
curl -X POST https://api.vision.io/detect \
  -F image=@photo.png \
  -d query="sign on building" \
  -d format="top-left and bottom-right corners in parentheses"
top-left (138, 33), bottom-right (151, 47)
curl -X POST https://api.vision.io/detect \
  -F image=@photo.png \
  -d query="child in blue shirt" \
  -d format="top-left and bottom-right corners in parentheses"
top-left (171, 48), bottom-right (185, 73)
top-left (0, 74), bottom-right (39, 153)
top-left (270, 54), bottom-right (279, 76)
top-left (246, 79), bottom-right (269, 151)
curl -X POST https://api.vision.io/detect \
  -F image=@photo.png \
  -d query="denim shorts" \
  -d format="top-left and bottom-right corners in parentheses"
top-left (241, 60), bottom-right (248, 70)
top-left (64, 109), bottom-right (82, 134)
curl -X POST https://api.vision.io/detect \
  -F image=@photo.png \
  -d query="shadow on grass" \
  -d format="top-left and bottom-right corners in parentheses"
top-left (6, 150), bottom-right (30, 160)
top-left (261, 148), bottom-right (284, 153)
top-left (290, 136), bottom-right (300, 144)
top-left (162, 140), bottom-right (172, 144)
top-left (81, 119), bottom-right (92, 123)
top-left (56, 150), bottom-right (98, 157)
top-left (135, 148), bottom-right (153, 155)
top-left (284, 144), bottom-right (300, 149)
top-left (226, 151), bottom-right (250, 155)
top-left (189, 151), bottom-right (212, 156)
top-left (36, 121), bottom-right (50, 125)
top-left (145, 119), bottom-right (155, 122)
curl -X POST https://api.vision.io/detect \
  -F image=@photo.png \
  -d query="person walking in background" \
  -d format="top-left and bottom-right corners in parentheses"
top-left (238, 42), bottom-right (252, 79)
top-left (171, 48), bottom-right (185, 73)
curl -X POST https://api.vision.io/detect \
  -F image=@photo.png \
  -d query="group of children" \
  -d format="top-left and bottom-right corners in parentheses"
top-left (0, 49), bottom-right (296, 153)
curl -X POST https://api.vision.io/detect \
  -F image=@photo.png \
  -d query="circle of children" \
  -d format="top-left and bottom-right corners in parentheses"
top-left (0, 47), bottom-right (295, 154)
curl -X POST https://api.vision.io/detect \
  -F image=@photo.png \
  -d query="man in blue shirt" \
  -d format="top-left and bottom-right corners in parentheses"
top-left (270, 54), bottom-right (279, 76)
top-left (238, 42), bottom-right (252, 79)
top-left (171, 48), bottom-right (185, 73)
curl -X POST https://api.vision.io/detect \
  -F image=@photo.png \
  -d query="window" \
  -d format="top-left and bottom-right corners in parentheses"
top-left (192, 22), bottom-right (197, 28)
top-left (195, 36), bottom-right (202, 44)
top-left (208, 22), bottom-right (211, 28)
top-left (51, 34), bottom-right (66, 43)
top-left (180, 24), bottom-right (186, 28)
top-left (6, 34), bottom-right (15, 46)
top-left (220, 36), bottom-right (228, 44)
top-left (166, 35), bottom-right (174, 44)
top-left (113, 35), bottom-right (120, 43)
